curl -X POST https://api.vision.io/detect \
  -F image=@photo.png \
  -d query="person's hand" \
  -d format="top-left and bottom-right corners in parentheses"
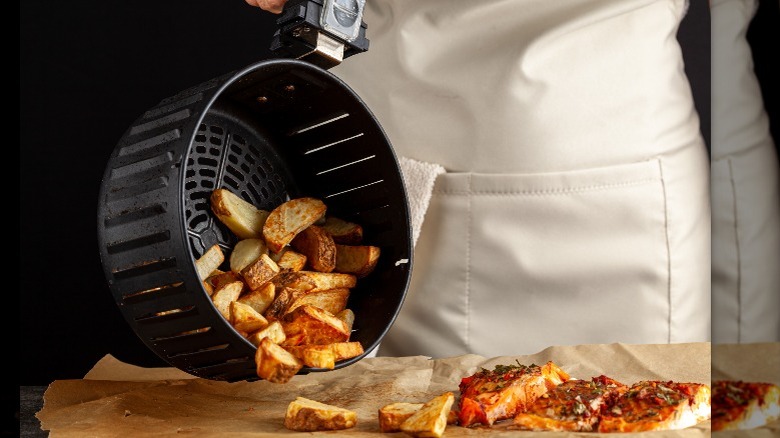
top-left (245, 0), bottom-right (289, 14)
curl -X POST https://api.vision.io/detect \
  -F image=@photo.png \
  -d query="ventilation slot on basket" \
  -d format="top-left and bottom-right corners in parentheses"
top-left (129, 109), bottom-right (191, 136)
top-left (167, 344), bottom-right (231, 358)
top-left (190, 357), bottom-right (257, 382)
top-left (150, 326), bottom-right (212, 342)
top-left (110, 152), bottom-right (174, 180)
top-left (324, 179), bottom-right (383, 199)
top-left (106, 231), bottom-right (171, 255)
top-left (135, 305), bottom-right (196, 323)
top-left (304, 133), bottom-right (363, 154)
top-left (112, 257), bottom-right (177, 281)
top-left (290, 112), bottom-right (350, 135)
top-left (103, 204), bottom-right (167, 228)
top-left (315, 155), bottom-right (375, 175)
top-left (142, 93), bottom-right (203, 120)
top-left (106, 177), bottom-right (170, 203)
top-left (122, 282), bottom-right (186, 305)
top-left (118, 130), bottom-right (181, 157)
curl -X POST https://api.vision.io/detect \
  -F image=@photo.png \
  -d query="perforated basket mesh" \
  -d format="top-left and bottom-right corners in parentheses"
top-left (97, 59), bottom-right (412, 382)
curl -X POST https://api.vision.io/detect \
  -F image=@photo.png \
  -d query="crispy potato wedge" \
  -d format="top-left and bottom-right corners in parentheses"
top-left (210, 188), bottom-right (270, 239)
top-left (321, 216), bottom-right (363, 245)
top-left (291, 225), bottom-right (336, 273)
top-left (247, 320), bottom-right (286, 346)
top-left (263, 197), bottom-right (327, 253)
top-left (255, 337), bottom-right (303, 384)
top-left (229, 238), bottom-right (266, 274)
top-left (211, 281), bottom-right (243, 320)
top-left (336, 308), bottom-right (355, 333)
top-left (282, 305), bottom-right (350, 345)
top-left (277, 271), bottom-right (357, 292)
top-left (271, 271), bottom-right (317, 292)
top-left (286, 288), bottom-right (350, 316)
top-left (400, 392), bottom-right (455, 438)
top-left (230, 300), bottom-right (269, 333)
top-left (335, 244), bottom-right (380, 278)
top-left (280, 333), bottom-right (306, 348)
top-left (379, 402), bottom-right (424, 433)
top-left (285, 344), bottom-right (336, 369)
top-left (240, 253), bottom-right (280, 290)
top-left (237, 282), bottom-right (276, 315)
top-left (284, 397), bottom-right (357, 432)
top-left (206, 270), bottom-right (244, 294)
top-left (284, 342), bottom-right (364, 369)
top-left (271, 249), bottom-right (307, 272)
top-left (195, 244), bottom-right (224, 280)
top-left (329, 341), bottom-right (364, 361)
top-left (263, 286), bottom-right (308, 321)
top-left (202, 280), bottom-right (214, 297)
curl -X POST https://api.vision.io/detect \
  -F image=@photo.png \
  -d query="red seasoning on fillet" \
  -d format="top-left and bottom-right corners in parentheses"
top-left (457, 361), bottom-right (570, 427)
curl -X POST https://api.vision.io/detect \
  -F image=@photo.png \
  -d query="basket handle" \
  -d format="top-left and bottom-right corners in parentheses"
top-left (269, 0), bottom-right (369, 69)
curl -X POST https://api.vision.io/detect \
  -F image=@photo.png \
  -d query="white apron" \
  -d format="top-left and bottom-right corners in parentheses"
top-left (332, 0), bottom-right (712, 357)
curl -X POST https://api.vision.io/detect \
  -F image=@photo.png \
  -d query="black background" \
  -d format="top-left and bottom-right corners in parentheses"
top-left (18, 0), bottom-right (777, 387)
top-left (20, 1), bottom-right (282, 387)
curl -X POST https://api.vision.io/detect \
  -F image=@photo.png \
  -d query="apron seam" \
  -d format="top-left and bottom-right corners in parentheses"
top-left (658, 158), bottom-right (672, 344)
top-left (465, 173), bottom-right (473, 352)
top-left (726, 158), bottom-right (742, 343)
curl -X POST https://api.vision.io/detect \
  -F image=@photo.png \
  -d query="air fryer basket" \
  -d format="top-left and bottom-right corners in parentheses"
top-left (97, 58), bottom-right (413, 382)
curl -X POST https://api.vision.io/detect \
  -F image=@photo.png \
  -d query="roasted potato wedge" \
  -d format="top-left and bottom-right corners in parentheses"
top-left (276, 271), bottom-right (357, 292)
top-left (285, 341), bottom-right (364, 369)
top-left (335, 244), bottom-right (380, 278)
top-left (284, 344), bottom-right (337, 369)
top-left (237, 282), bottom-right (276, 315)
top-left (195, 244), bottom-right (224, 280)
top-left (282, 305), bottom-right (350, 345)
top-left (229, 238), bottom-right (266, 274)
top-left (400, 392), bottom-right (455, 438)
top-left (291, 225), bottom-right (336, 273)
top-left (210, 188), bottom-right (270, 239)
top-left (284, 397), bottom-right (357, 432)
top-left (286, 288), bottom-right (350, 316)
top-left (329, 341), bottom-right (364, 361)
top-left (240, 253), bottom-right (280, 290)
top-left (230, 300), bottom-right (269, 333)
top-left (247, 320), bottom-right (286, 346)
top-left (263, 286), bottom-right (308, 321)
top-left (271, 249), bottom-right (307, 272)
top-left (206, 270), bottom-right (242, 291)
top-left (272, 271), bottom-right (317, 292)
top-left (255, 337), bottom-right (303, 384)
top-left (379, 402), bottom-right (424, 433)
top-left (336, 308), bottom-right (355, 333)
top-left (211, 280), bottom-right (243, 320)
top-left (263, 197), bottom-right (327, 253)
top-left (321, 216), bottom-right (363, 245)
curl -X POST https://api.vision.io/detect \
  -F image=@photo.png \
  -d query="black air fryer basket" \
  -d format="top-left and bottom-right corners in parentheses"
top-left (96, 1), bottom-right (412, 382)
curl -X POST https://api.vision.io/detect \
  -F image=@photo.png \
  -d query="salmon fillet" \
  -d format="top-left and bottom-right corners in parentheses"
top-left (513, 375), bottom-right (628, 432)
top-left (597, 380), bottom-right (711, 433)
top-left (457, 360), bottom-right (570, 427)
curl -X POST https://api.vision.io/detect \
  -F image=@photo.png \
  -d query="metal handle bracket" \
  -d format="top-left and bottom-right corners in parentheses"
top-left (270, 0), bottom-right (369, 69)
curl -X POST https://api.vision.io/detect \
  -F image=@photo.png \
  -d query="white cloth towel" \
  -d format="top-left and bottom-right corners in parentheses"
top-left (397, 156), bottom-right (446, 248)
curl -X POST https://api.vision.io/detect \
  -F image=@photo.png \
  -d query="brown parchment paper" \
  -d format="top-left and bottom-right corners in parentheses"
top-left (30, 342), bottom-right (765, 437)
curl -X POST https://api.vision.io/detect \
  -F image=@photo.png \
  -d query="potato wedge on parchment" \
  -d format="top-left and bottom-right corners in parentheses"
top-left (400, 392), bottom-right (455, 438)
top-left (284, 397), bottom-right (357, 432)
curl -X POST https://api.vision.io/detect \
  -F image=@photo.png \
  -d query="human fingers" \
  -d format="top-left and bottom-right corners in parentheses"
top-left (244, 0), bottom-right (288, 14)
